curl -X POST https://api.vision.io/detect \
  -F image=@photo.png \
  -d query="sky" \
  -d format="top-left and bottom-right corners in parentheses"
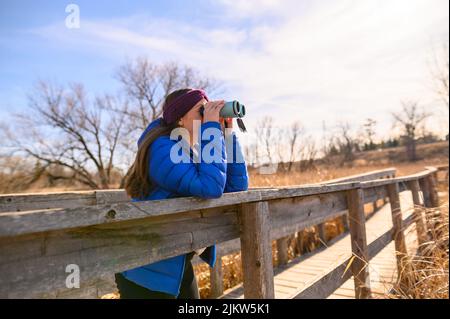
top-left (0, 0), bottom-right (449, 150)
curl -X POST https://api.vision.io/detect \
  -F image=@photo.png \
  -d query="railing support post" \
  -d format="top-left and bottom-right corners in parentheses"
top-left (341, 215), bottom-right (349, 232)
top-left (373, 199), bottom-right (378, 213)
top-left (419, 176), bottom-right (439, 235)
top-left (419, 177), bottom-right (432, 208)
top-left (209, 256), bottom-right (224, 299)
top-left (406, 180), bottom-right (428, 246)
top-left (386, 182), bottom-right (408, 282)
top-left (276, 236), bottom-right (289, 266)
top-left (426, 174), bottom-right (440, 207)
top-left (295, 231), bottom-right (305, 255)
top-left (317, 223), bottom-right (327, 245)
top-left (346, 187), bottom-right (371, 299)
top-left (239, 201), bottom-right (274, 299)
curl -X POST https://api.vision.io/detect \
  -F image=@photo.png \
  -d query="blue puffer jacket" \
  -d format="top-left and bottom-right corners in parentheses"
top-left (121, 118), bottom-right (248, 297)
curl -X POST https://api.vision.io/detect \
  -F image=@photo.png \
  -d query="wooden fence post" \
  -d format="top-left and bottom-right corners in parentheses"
top-left (426, 174), bottom-right (440, 208)
top-left (295, 231), bottom-right (305, 255)
top-left (373, 199), bottom-right (378, 213)
top-left (209, 256), bottom-right (224, 298)
top-left (317, 223), bottom-right (327, 245)
top-left (239, 201), bottom-right (274, 299)
top-left (276, 236), bottom-right (289, 266)
top-left (419, 177), bottom-right (432, 208)
top-left (341, 215), bottom-right (349, 232)
top-left (419, 175), bottom-right (444, 238)
top-left (346, 187), bottom-right (371, 299)
top-left (386, 183), bottom-right (408, 279)
top-left (406, 180), bottom-right (428, 246)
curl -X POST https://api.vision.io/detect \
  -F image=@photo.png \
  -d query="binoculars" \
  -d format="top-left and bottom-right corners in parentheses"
top-left (199, 100), bottom-right (246, 118)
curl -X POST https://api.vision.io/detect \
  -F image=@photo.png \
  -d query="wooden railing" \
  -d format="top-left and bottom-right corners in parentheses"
top-left (0, 165), bottom-right (447, 299)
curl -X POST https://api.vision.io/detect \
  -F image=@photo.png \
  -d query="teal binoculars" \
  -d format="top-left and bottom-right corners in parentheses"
top-left (199, 100), bottom-right (246, 118)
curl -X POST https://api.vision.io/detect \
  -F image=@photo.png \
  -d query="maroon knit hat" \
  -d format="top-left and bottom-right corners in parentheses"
top-left (163, 89), bottom-right (209, 125)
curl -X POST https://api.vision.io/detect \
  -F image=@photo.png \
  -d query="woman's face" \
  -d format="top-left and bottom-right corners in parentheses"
top-left (178, 98), bottom-right (207, 143)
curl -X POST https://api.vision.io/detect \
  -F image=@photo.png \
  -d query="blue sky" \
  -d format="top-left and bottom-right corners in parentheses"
top-left (1, 0), bottom-right (449, 147)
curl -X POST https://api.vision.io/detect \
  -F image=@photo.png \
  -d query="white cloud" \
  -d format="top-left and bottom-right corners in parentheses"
top-left (30, 0), bottom-right (449, 144)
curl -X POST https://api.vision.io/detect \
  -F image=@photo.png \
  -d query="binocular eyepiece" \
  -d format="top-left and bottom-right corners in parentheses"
top-left (199, 100), bottom-right (246, 118)
top-left (199, 100), bottom-right (247, 133)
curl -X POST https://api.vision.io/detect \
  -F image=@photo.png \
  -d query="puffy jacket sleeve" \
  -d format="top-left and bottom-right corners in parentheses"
top-left (148, 121), bottom-right (227, 199)
top-left (224, 131), bottom-right (249, 193)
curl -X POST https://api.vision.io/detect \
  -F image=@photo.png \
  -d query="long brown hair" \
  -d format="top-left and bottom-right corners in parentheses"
top-left (124, 88), bottom-right (192, 199)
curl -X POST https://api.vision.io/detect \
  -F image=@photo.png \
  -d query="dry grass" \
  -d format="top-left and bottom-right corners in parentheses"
top-left (386, 202), bottom-right (449, 299)
top-left (249, 159), bottom-right (448, 188)
top-left (195, 161), bottom-right (448, 299)
top-left (100, 160), bottom-right (447, 299)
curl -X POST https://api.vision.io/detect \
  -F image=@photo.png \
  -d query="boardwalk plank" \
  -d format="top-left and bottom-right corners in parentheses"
top-left (221, 191), bottom-right (417, 299)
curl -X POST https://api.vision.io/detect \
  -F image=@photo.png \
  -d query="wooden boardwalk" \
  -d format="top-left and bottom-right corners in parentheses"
top-left (1, 165), bottom-right (446, 299)
top-left (221, 189), bottom-right (418, 299)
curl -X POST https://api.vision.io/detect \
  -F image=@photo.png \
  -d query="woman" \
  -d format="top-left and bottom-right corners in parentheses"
top-left (115, 88), bottom-right (249, 299)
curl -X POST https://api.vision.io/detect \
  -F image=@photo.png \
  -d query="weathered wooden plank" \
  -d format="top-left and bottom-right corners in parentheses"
top-left (0, 192), bottom-right (259, 237)
top-left (258, 183), bottom-right (360, 201)
top-left (0, 207), bottom-right (240, 298)
top-left (294, 213), bottom-right (415, 300)
top-left (360, 170), bottom-right (432, 189)
top-left (239, 201), bottom-right (274, 299)
top-left (419, 177), bottom-right (432, 208)
top-left (0, 167), bottom-right (436, 299)
top-left (341, 214), bottom-right (349, 232)
top-left (366, 213), bottom-right (413, 260)
top-left (323, 168), bottom-right (396, 184)
top-left (406, 180), bottom-right (428, 246)
top-left (386, 183), bottom-right (407, 278)
top-left (209, 257), bottom-right (224, 298)
top-left (1, 182), bottom-right (362, 215)
top-left (194, 192), bottom-right (350, 264)
top-left (426, 175), bottom-right (440, 207)
top-left (276, 236), bottom-right (289, 266)
top-left (0, 190), bottom-right (99, 213)
top-left (346, 188), bottom-right (371, 299)
top-left (363, 186), bottom-right (388, 204)
top-left (1, 183), bottom-right (363, 238)
top-left (222, 209), bottom-right (414, 300)
top-left (269, 192), bottom-right (348, 240)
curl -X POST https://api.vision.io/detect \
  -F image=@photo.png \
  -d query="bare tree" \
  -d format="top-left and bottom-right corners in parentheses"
top-left (321, 120), bottom-right (339, 161)
top-left (392, 101), bottom-right (431, 161)
top-left (108, 57), bottom-right (221, 136)
top-left (2, 81), bottom-right (126, 189)
top-left (362, 118), bottom-right (377, 151)
top-left (336, 122), bottom-right (358, 164)
top-left (286, 121), bottom-right (305, 171)
top-left (244, 144), bottom-right (258, 168)
top-left (299, 136), bottom-right (318, 171)
top-left (0, 153), bottom-right (38, 193)
top-left (0, 58), bottom-right (222, 191)
top-left (255, 116), bottom-right (275, 165)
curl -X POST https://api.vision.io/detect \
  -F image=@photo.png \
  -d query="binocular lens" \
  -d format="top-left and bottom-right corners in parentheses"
top-left (240, 105), bottom-right (246, 117)
top-left (234, 102), bottom-right (240, 115)
top-left (198, 101), bottom-right (246, 118)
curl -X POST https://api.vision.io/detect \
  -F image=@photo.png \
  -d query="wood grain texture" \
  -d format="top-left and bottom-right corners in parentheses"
top-left (386, 183), bottom-right (407, 278)
top-left (239, 201), bottom-right (274, 299)
top-left (346, 188), bottom-right (371, 299)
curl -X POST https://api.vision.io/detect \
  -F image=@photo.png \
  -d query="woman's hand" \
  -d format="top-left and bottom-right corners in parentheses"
top-left (220, 118), bottom-right (233, 134)
top-left (203, 100), bottom-right (225, 123)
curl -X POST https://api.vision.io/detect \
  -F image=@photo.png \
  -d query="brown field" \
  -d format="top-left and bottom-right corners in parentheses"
top-left (3, 141), bottom-right (447, 299)
top-left (192, 141), bottom-right (449, 299)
